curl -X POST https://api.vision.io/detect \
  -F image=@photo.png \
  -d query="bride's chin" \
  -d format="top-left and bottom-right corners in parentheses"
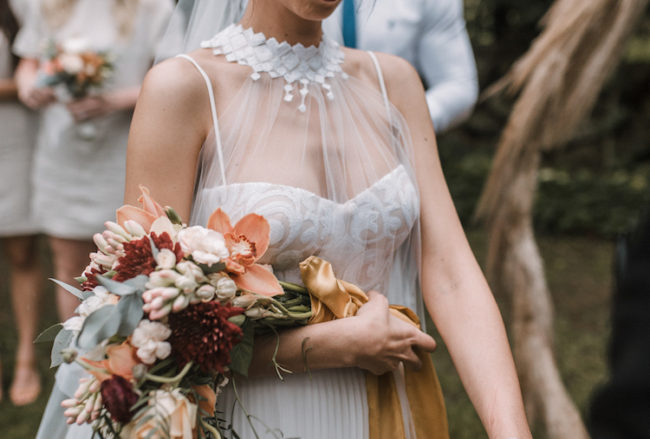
top-left (295, 0), bottom-right (342, 20)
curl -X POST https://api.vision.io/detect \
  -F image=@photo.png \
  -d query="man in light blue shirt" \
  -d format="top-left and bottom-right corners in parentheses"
top-left (324, 0), bottom-right (479, 133)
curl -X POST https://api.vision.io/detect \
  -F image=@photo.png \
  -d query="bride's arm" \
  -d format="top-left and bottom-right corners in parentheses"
top-left (124, 57), bottom-right (436, 378)
top-left (380, 53), bottom-right (532, 439)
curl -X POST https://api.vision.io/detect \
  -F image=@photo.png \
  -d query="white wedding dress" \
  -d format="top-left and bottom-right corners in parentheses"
top-left (186, 24), bottom-right (424, 439)
top-left (37, 22), bottom-right (427, 439)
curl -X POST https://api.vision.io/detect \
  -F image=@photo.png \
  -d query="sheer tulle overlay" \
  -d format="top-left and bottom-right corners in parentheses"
top-left (185, 24), bottom-right (426, 439)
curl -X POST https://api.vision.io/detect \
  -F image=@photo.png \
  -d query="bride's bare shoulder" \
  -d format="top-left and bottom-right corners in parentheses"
top-left (142, 49), bottom-right (247, 100)
top-left (342, 49), bottom-right (425, 110)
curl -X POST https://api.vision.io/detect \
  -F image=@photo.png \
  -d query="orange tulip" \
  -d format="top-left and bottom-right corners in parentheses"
top-left (116, 185), bottom-right (166, 232)
top-left (207, 209), bottom-right (283, 297)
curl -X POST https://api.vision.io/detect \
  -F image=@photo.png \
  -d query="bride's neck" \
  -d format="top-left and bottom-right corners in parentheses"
top-left (239, 2), bottom-right (323, 47)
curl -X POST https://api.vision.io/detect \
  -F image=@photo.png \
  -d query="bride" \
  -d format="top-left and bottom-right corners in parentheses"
top-left (123, 0), bottom-right (532, 438)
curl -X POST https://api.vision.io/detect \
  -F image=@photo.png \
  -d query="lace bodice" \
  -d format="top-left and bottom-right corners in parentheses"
top-left (193, 164), bottom-right (418, 291)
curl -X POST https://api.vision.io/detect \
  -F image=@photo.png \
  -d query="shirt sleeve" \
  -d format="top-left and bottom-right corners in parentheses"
top-left (12, 0), bottom-right (47, 59)
top-left (418, 0), bottom-right (479, 132)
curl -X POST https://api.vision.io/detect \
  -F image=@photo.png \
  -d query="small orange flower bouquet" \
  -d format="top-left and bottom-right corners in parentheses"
top-left (38, 37), bottom-right (113, 99)
top-left (39, 187), bottom-right (311, 438)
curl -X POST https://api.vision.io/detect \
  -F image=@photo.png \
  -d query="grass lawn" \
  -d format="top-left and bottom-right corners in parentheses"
top-left (0, 230), bottom-right (613, 438)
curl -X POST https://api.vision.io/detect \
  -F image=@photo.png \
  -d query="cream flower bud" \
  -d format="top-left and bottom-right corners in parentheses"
top-left (216, 276), bottom-right (237, 300)
top-left (174, 275), bottom-right (198, 294)
top-left (92, 233), bottom-right (110, 254)
top-left (104, 221), bottom-right (130, 240)
top-left (175, 261), bottom-right (207, 282)
top-left (146, 270), bottom-right (181, 289)
top-left (232, 294), bottom-right (257, 308)
top-left (172, 294), bottom-right (190, 312)
top-left (155, 249), bottom-right (177, 270)
top-left (143, 286), bottom-right (180, 303)
top-left (244, 307), bottom-right (265, 318)
top-left (151, 296), bottom-right (165, 310)
top-left (102, 230), bottom-right (127, 244)
top-left (149, 303), bottom-right (172, 320)
top-left (195, 284), bottom-right (216, 302)
top-left (123, 220), bottom-right (147, 238)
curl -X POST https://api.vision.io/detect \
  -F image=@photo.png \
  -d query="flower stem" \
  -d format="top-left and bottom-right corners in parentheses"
top-left (278, 281), bottom-right (308, 295)
top-left (200, 419), bottom-right (222, 439)
top-left (144, 361), bottom-right (193, 386)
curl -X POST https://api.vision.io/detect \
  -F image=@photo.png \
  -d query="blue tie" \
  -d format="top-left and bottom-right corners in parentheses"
top-left (342, 0), bottom-right (357, 48)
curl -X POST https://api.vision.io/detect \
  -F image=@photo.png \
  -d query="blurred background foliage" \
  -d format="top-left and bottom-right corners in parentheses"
top-left (442, 0), bottom-right (650, 237)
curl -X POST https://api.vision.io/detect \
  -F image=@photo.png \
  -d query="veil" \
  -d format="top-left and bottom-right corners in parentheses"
top-left (156, 0), bottom-right (247, 61)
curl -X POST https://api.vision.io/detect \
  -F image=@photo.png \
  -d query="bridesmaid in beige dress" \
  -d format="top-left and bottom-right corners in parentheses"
top-left (13, 0), bottom-right (174, 322)
top-left (0, 0), bottom-right (42, 407)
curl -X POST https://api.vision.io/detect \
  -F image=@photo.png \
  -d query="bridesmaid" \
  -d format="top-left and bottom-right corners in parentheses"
top-left (13, 0), bottom-right (174, 321)
top-left (0, 0), bottom-right (42, 406)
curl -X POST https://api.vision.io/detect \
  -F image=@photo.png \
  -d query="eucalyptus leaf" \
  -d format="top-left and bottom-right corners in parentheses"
top-left (35, 323), bottom-right (63, 343)
top-left (229, 321), bottom-right (254, 377)
top-left (51, 329), bottom-right (74, 368)
top-left (123, 274), bottom-right (150, 292)
top-left (77, 304), bottom-right (120, 350)
top-left (96, 275), bottom-right (137, 297)
top-left (148, 236), bottom-right (160, 259)
top-left (50, 279), bottom-right (85, 301)
top-left (117, 293), bottom-right (144, 336)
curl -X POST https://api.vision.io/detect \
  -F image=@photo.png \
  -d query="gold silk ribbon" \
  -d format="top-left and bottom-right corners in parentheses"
top-left (299, 256), bottom-right (449, 439)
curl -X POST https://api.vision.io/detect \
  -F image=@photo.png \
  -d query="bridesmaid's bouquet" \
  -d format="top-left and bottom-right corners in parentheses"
top-left (38, 37), bottom-right (113, 99)
top-left (38, 37), bottom-right (114, 140)
top-left (39, 187), bottom-right (311, 438)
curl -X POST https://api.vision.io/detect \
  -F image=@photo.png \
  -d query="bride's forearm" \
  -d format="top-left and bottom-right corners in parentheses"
top-left (246, 318), bottom-right (358, 377)
top-left (246, 292), bottom-right (436, 378)
top-left (423, 262), bottom-right (532, 439)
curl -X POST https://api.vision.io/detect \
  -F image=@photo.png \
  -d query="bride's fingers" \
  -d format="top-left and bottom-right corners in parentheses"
top-left (357, 290), bottom-right (389, 321)
top-left (412, 330), bottom-right (437, 353)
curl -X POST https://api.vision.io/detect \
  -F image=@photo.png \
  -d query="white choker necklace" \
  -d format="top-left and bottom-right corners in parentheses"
top-left (201, 24), bottom-right (347, 112)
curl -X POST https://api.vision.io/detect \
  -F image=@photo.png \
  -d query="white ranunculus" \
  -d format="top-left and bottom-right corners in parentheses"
top-left (76, 286), bottom-right (118, 318)
top-left (131, 320), bottom-right (172, 365)
top-left (58, 53), bottom-right (84, 74)
top-left (63, 316), bottom-right (83, 331)
top-left (177, 226), bottom-right (229, 266)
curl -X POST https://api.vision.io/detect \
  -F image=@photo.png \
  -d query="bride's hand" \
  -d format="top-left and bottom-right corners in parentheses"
top-left (353, 291), bottom-right (437, 375)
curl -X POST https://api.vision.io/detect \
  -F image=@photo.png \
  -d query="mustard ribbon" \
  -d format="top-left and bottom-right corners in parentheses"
top-left (299, 256), bottom-right (449, 439)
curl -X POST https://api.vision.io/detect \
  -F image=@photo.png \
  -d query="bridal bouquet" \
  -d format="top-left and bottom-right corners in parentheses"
top-left (39, 187), bottom-right (311, 438)
top-left (39, 37), bottom-right (113, 99)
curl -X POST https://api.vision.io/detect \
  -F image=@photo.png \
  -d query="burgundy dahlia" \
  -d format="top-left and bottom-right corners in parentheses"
top-left (100, 375), bottom-right (139, 423)
top-left (168, 302), bottom-right (244, 373)
top-left (112, 232), bottom-right (183, 282)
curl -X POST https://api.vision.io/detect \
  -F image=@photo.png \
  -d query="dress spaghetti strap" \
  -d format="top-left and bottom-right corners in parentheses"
top-left (367, 51), bottom-right (392, 122)
top-left (176, 54), bottom-right (227, 185)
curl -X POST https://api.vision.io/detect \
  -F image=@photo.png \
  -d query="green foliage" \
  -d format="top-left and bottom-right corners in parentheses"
top-left (439, 1), bottom-right (650, 237)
